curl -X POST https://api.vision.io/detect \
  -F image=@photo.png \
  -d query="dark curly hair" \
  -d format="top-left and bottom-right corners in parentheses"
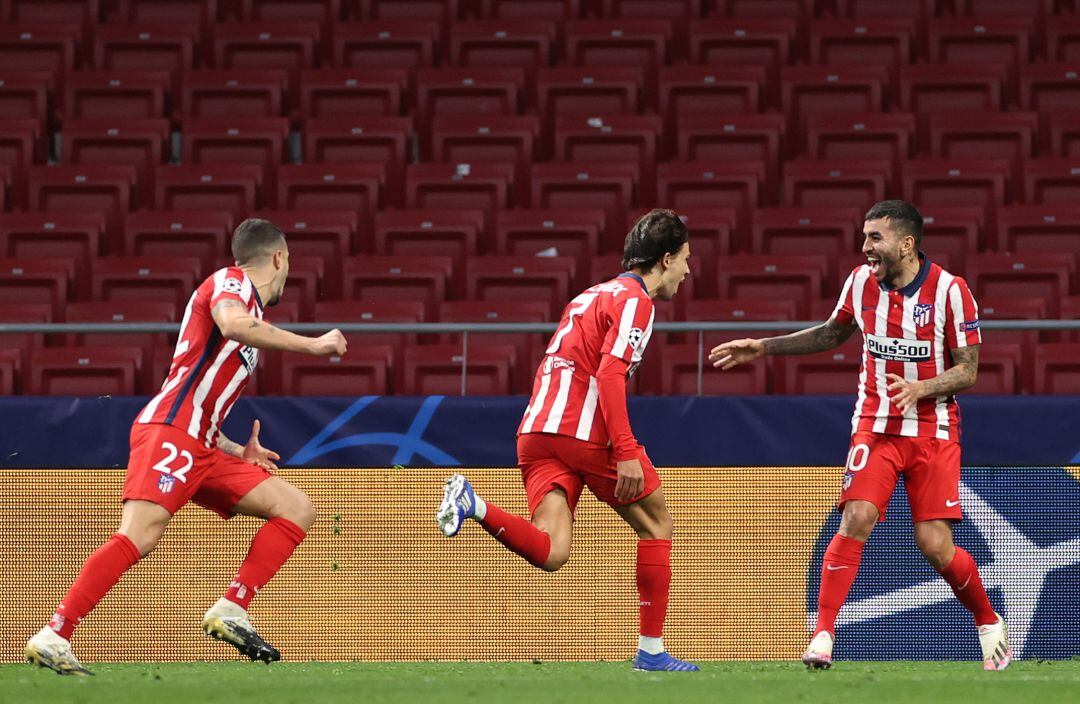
top-left (865, 200), bottom-right (923, 247)
top-left (621, 209), bottom-right (689, 271)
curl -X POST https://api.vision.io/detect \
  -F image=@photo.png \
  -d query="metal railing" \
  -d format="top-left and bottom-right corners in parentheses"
top-left (3, 320), bottom-right (1079, 396)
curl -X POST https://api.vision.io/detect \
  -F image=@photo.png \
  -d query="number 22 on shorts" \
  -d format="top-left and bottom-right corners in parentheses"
top-left (152, 442), bottom-right (193, 483)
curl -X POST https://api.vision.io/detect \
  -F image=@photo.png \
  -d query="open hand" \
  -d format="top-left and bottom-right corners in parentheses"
top-left (242, 419), bottom-right (280, 471)
top-left (886, 373), bottom-right (924, 415)
top-left (709, 338), bottom-right (765, 370)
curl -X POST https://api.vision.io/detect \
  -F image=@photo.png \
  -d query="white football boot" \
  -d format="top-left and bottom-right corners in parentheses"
top-left (202, 597), bottom-right (281, 663)
top-left (978, 613), bottom-right (1013, 671)
top-left (25, 626), bottom-right (92, 676)
top-left (801, 631), bottom-right (834, 670)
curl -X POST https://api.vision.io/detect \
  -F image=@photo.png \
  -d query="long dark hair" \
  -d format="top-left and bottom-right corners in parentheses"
top-left (621, 209), bottom-right (689, 271)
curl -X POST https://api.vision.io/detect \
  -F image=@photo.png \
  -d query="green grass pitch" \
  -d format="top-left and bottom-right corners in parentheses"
top-left (3, 661), bottom-right (1079, 704)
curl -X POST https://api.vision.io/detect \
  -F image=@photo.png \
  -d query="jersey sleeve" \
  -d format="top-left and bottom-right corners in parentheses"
top-left (208, 267), bottom-right (253, 309)
top-left (600, 292), bottom-right (655, 364)
top-left (945, 276), bottom-right (981, 349)
top-left (831, 268), bottom-right (858, 325)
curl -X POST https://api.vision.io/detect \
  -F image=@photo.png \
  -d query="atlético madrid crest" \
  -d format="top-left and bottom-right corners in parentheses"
top-left (913, 303), bottom-right (934, 327)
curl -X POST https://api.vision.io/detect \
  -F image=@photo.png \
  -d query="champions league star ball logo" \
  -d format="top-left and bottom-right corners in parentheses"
top-left (807, 468), bottom-right (1080, 660)
top-left (222, 278), bottom-right (243, 295)
top-left (627, 327), bottom-right (645, 349)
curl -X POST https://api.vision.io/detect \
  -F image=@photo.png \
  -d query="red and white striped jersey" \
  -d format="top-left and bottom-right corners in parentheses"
top-left (518, 273), bottom-right (655, 444)
top-left (833, 255), bottom-right (981, 441)
top-left (136, 267), bottom-right (263, 447)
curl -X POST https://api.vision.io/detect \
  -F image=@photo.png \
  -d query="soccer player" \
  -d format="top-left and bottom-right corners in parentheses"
top-left (709, 200), bottom-right (1011, 671)
top-left (435, 209), bottom-right (698, 672)
top-left (25, 219), bottom-right (347, 675)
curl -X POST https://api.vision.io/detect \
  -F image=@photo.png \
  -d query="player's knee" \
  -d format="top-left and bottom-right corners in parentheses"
top-left (638, 510), bottom-right (673, 541)
top-left (121, 525), bottom-right (165, 558)
top-left (839, 502), bottom-right (878, 539)
top-left (915, 530), bottom-right (952, 569)
top-left (283, 491), bottom-right (316, 532)
top-left (541, 544), bottom-right (570, 572)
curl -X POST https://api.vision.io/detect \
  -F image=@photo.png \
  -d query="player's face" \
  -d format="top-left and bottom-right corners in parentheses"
top-left (862, 218), bottom-right (911, 285)
top-left (655, 243), bottom-right (691, 301)
top-left (267, 247), bottom-right (289, 306)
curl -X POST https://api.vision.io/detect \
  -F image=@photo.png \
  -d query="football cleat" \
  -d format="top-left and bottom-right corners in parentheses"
top-left (632, 650), bottom-right (700, 672)
top-left (436, 474), bottom-right (476, 538)
top-left (978, 613), bottom-right (1012, 671)
top-left (802, 631), bottom-right (834, 670)
top-left (24, 626), bottom-right (93, 676)
top-left (202, 597), bottom-right (281, 664)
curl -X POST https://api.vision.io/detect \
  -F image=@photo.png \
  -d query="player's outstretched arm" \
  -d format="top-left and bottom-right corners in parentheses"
top-left (711, 317), bottom-right (857, 369)
top-left (217, 420), bottom-right (281, 470)
top-left (886, 344), bottom-right (979, 414)
top-left (211, 300), bottom-right (347, 356)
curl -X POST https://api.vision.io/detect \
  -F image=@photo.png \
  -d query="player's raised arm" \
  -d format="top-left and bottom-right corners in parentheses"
top-left (709, 318), bottom-right (858, 369)
top-left (211, 299), bottom-right (346, 356)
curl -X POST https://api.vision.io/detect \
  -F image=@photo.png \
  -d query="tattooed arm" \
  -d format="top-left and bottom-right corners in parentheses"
top-left (216, 420), bottom-right (280, 470)
top-left (211, 299), bottom-right (346, 356)
top-left (708, 318), bottom-right (859, 370)
top-left (886, 345), bottom-right (980, 414)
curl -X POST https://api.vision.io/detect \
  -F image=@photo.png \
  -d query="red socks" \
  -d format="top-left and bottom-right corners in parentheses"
top-left (50, 533), bottom-right (142, 640)
top-left (224, 517), bottom-right (307, 610)
top-left (478, 502), bottom-right (552, 569)
top-left (814, 533), bottom-right (865, 636)
top-left (937, 546), bottom-right (998, 626)
top-left (637, 539), bottom-right (671, 638)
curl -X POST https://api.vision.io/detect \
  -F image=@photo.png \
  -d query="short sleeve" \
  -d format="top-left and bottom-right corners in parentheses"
top-left (945, 276), bottom-right (981, 349)
top-left (601, 293), bottom-right (655, 364)
top-left (209, 267), bottom-right (252, 309)
top-left (832, 268), bottom-right (858, 325)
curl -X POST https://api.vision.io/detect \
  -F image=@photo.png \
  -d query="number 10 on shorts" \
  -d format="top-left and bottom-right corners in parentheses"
top-left (152, 441), bottom-right (193, 494)
top-left (842, 443), bottom-right (870, 490)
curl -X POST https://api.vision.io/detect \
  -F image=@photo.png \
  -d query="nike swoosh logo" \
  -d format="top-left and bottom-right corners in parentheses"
top-left (946, 499), bottom-right (961, 507)
top-left (495, 527), bottom-right (505, 538)
top-left (825, 564), bottom-right (849, 571)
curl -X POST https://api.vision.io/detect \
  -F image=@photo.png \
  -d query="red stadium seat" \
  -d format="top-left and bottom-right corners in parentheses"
top-left (805, 112), bottom-right (916, 175)
top-left (241, 0), bottom-right (343, 25)
top-left (899, 63), bottom-right (1007, 141)
top-left (61, 70), bottom-right (170, 121)
top-left (1045, 15), bottom-right (1080, 62)
top-left (429, 114), bottom-right (539, 198)
top-left (353, 0), bottom-right (462, 22)
top-left (968, 342), bottom-right (1021, 394)
top-left (310, 300), bottom-right (423, 389)
top-left (900, 159), bottom-right (1010, 225)
top-left (564, 19), bottom-right (672, 108)
top-left (840, 0), bottom-right (933, 21)
top-left (0, 71), bottom-right (51, 121)
top-left (0, 212), bottom-right (105, 296)
top-left (303, 116), bottom-right (412, 203)
top-left (180, 69), bottom-right (288, 118)
top-left (967, 252), bottom-right (1072, 317)
top-left (810, 18), bottom-right (916, 82)
top-left (416, 67), bottom-right (524, 134)
top-left (688, 18), bottom-right (795, 105)
top-left (554, 114), bottom-right (661, 202)
top-left (776, 338), bottom-right (863, 395)
top-left (782, 159), bottom-right (891, 211)
top-left (494, 208), bottom-right (603, 281)
top-left (683, 298), bottom-right (800, 351)
top-left (252, 208), bottom-right (356, 258)
top-left (919, 205), bottom-right (985, 277)
top-left (668, 207), bottom-right (736, 294)
top-left (154, 164), bottom-right (263, 217)
top-left (438, 299), bottom-right (550, 392)
top-left (531, 161), bottom-right (638, 249)
top-left (715, 0), bottom-right (813, 23)
top-left (657, 161), bottom-right (764, 235)
top-left (120, 0), bottom-right (219, 25)
top-left (995, 204), bottom-right (1080, 259)
top-left (28, 165), bottom-right (136, 254)
top-left (330, 20), bottom-right (439, 71)
top-left (373, 208), bottom-right (482, 280)
top-left (465, 255), bottom-right (574, 318)
top-left (928, 17), bottom-right (1033, 99)
top-left (0, 302), bottom-right (50, 374)
top-left (448, 19), bottom-right (556, 97)
top-left (123, 210), bottom-right (232, 279)
top-left (1033, 343), bottom-right (1080, 393)
top-left (402, 343), bottom-right (516, 396)
top-left (91, 23), bottom-right (199, 74)
top-left (0, 258), bottom-right (73, 319)
top-left (780, 65), bottom-right (889, 144)
top-left (0, 347), bottom-right (20, 395)
top-left (209, 22), bottom-right (321, 79)
top-left (676, 113), bottom-right (784, 200)
top-left (181, 117), bottom-right (290, 195)
top-left (277, 347), bottom-right (394, 396)
top-left (477, 0), bottom-right (580, 20)
top-left (750, 207), bottom-right (863, 282)
top-left (276, 164), bottom-right (383, 230)
top-left (658, 65), bottom-right (766, 130)
top-left (536, 66), bottom-right (643, 121)
top-left (1019, 64), bottom-right (1080, 121)
top-left (61, 118), bottom-right (170, 208)
top-left (9, 0), bottom-right (99, 28)
top-left (1022, 157), bottom-right (1080, 204)
top-left (601, 0), bottom-right (700, 24)
top-left (342, 255), bottom-right (452, 318)
top-left (928, 112), bottom-right (1038, 186)
top-left (1046, 111), bottom-right (1080, 157)
top-left (92, 256), bottom-right (202, 314)
top-left (28, 347), bottom-right (143, 396)
top-left (299, 68), bottom-right (407, 118)
top-left (64, 300), bottom-right (177, 392)
top-left (977, 296), bottom-right (1044, 390)
top-left (0, 24), bottom-right (78, 74)
top-left (717, 254), bottom-right (829, 317)
top-left (406, 162), bottom-right (515, 238)
top-left (655, 343), bottom-right (767, 396)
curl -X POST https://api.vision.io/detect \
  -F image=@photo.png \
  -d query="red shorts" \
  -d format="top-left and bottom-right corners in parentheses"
top-left (517, 432), bottom-right (661, 516)
top-left (839, 431), bottom-right (962, 523)
top-left (123, 423), bottom-right (272, 519)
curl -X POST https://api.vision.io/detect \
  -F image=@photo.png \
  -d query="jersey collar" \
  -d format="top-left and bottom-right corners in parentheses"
top-left (881, 252), bottom-right (930, 297)
top-left (250, 274), bottom-right (264, 309)
top-left (617, 272), bottom-right (648, 293)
